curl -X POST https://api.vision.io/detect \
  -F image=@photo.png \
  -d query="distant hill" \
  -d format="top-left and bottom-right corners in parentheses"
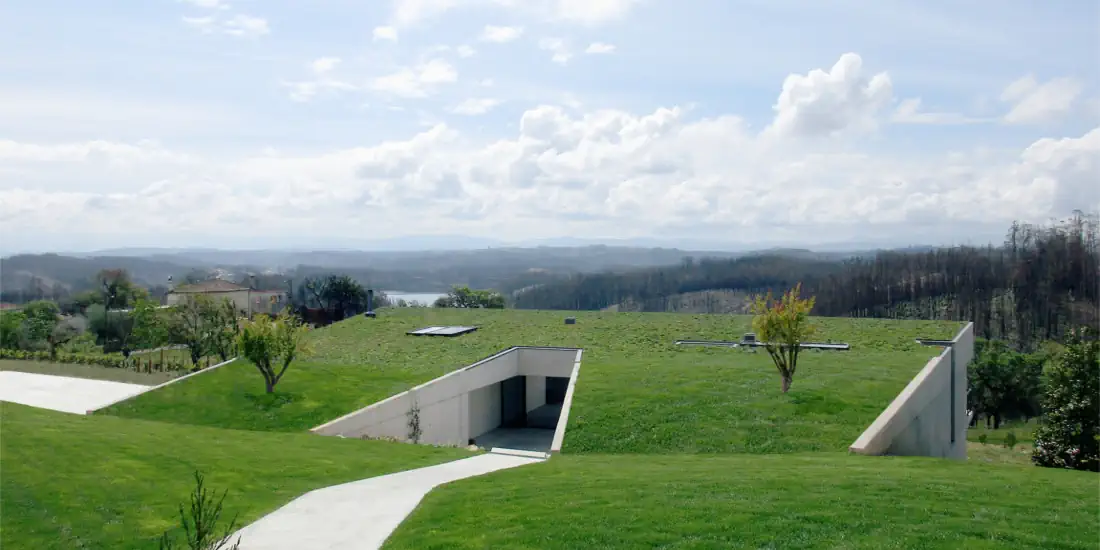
top-left (1, 245), bottom-right (751, 299)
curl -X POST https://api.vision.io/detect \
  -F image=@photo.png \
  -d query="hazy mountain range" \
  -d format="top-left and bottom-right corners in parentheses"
top-left (0, 242), bottom-right (935, 298)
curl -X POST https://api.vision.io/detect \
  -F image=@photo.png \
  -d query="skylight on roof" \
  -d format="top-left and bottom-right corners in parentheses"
top-left (407, 326), bottom-right (478, 337)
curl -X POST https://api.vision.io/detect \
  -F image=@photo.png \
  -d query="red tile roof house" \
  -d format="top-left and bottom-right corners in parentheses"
top-left (165, 280), bottom-right (287, 317)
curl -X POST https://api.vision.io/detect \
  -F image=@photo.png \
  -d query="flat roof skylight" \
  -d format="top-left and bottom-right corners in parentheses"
top-left (407, 326), bottom-right (479, 337)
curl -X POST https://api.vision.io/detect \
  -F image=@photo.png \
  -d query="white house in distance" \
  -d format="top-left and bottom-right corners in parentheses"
top-left (165, 279), bottom-right (286, 317)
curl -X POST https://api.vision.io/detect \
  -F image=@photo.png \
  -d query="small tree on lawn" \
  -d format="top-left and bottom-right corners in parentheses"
top-left (750, 283), bottom-right (817, 393)
top-left (236, 313), bottom-right (311, 394)
top-left (1032, 328), bottom-right (1099, 472)
top-left (157, 470), bottom-right (241, 550)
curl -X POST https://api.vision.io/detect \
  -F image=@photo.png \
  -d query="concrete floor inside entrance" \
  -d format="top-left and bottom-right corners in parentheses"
top-left (473, 426), bottom-right (556, 453)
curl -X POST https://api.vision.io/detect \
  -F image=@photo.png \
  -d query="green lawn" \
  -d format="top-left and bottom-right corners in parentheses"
top-left (101, 308), bottom-right (961, 454)
top-left (386, 453), bottom-right (1099, 550)
top-left (0, 359), bottom-right (179, 385)
top-left (968, 418), bottom-right (1039, 446)
top-left (0, 403), bottom-right (471, 549)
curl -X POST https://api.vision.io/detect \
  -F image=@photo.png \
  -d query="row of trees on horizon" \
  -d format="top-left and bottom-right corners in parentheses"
top-left (512, 212), bottom-right (1100, 352)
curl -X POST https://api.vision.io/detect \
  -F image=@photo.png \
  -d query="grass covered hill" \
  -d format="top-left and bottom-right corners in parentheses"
top-left (102, 308), bottom-right (961, 454)
top-left (0, 403), bottom-right (470, 550)
top-left (386, 452), bottom-right (1099, 550)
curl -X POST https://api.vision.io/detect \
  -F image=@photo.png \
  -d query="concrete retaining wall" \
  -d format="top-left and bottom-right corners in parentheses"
top-left (550, 349), bottom-right (583, 453)
top-left (849, 323), bottom-right (973, 460)
top-left (311, 347), bottom-right (583, 448)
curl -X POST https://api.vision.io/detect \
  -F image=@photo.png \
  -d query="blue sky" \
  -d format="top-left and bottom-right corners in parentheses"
top-left (0, 0), bottom-right (1097, 253)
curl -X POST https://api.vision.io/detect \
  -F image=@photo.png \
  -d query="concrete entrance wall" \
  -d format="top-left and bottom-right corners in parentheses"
top-left (849, 322), bottom-right (974, 460)
top-left (312, 347), bottom-right (583, 449)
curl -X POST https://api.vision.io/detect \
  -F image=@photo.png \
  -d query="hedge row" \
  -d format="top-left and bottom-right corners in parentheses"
top-left (0, 348), bottom-right (192, 372)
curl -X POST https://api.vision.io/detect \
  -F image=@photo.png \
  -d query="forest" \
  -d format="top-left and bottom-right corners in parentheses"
top-left (512, 212), bottom-right (1100, 352)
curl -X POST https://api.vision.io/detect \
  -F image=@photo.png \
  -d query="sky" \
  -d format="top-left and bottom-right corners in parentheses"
top-left (1, 0), bottom-right (1098, 253)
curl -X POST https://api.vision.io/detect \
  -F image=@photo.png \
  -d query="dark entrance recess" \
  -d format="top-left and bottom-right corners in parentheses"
top-left (546, 376), bottom-right (568, 405)
top-left (500, 376), bottom-right (527, 428)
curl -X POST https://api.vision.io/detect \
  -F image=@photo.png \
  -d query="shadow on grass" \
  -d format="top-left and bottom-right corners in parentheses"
top-left (244, 391), bottom-right (301, 411)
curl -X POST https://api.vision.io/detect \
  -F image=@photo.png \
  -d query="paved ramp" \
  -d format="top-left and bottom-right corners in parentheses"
top-left (0, 371), bottom-right (150, 414)
top-left (235, 452), bottom-right (544, 549)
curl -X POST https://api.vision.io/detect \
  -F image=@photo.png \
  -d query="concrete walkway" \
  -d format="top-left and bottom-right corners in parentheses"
top-left (0, 371), bottom-right (150, 414)
top-left (235, 452), bottom-right (544, 549)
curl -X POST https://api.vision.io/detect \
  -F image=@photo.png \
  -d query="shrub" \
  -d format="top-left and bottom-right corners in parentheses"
top-left (1004, 431), bottom-right (1018, 450)
top-left (977, 433), bottom-right (988, 445)
top-left (157, 471), bottom-right (241, 550)
top-left (1032, 328), bottom-right (1099, 472)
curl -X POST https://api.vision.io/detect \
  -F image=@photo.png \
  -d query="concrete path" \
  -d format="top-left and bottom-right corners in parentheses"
top-left (235, 452), bottom-right (544, 549)
top-left (0, 371), bottom-right (150, 414)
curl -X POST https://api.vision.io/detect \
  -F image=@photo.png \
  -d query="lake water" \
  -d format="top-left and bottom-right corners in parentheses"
top-left (383, 291), bottom-right (446, 306)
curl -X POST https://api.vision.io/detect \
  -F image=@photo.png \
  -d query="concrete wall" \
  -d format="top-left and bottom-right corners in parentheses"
top-left (550, 349), bottom-right (584, 453)
top-left (311, 347), bottom-right (582, 448)
top-left (469, 382), bottom-right (502, 438)
top-left (525, 376), bottom-right (547, 412)
top-left (519, 347), bottom-right (577, 378)
top-left (849, 323), bottom-right (973, 460)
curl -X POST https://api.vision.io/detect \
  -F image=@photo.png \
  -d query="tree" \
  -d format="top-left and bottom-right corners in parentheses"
top-left (131, 298), bottom-right (170, 350)
top-left (321, 275), bottom-right (367, 320)
top-left (0, 310), bottom-right (26, 350)
top-left (203, 298), bottom-right (240, 362)
top-left (170, 295), bottom-right (216, 367)
top-left (434, 285), bottom-right (505, 309)
top-left (750, 283), bottom-right (817, 393)
top-left (21, 300), bottom-right (61, 350)
top-left (96, 269), bottom-right (147, 310)
top-left (87, 303), bottom-right (135, 353)
top-left (46, 317), bottom-right (84, 360)
top-left (157, 471), bottom-right (241, 550)
top-left (1032, 328), bottom-right (1099, 472)
top-left (968, 340), bottom-right (1045, 429)
top-left (236, 313), bottom-right (311, 394)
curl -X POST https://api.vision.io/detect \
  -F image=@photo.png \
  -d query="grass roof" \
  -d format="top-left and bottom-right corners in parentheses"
top-left (101, 308), bottom-right (961, 454)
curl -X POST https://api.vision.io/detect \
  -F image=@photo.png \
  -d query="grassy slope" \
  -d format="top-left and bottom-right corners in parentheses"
top-left (0, 359), bottom-right (179, 385)
top-left (0, 403), bottom-right (470, 549)
top-left (386, 453), bottom-right (1099, 550)
top-left (102, 308), bottom-right (961, 454)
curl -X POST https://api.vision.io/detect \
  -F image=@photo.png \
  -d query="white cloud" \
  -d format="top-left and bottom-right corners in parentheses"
top-left (182, 16), bottom-right (218, 33)
top-left (388, 0), bottom-right (640, 27)
top-left (371, 59), bottom-right (458, 98)
top-left (373, 26), bottom-right (398, 41)
top-left (766, 53), bottom-right (893, 138)
top-left (180, 0), bottom-right (229, 9)
top-left (1000, 75), bottom-right (1083, 125)
top-left (539, 38), bottom-right (572, 65)
top-left (891, 98), bottom-right (988, 125)
top-left (584, 42), bottom-right (616, 54)
top-left (222, 14), bottom-right (270, 37)
top-left (550, 0), bottom-right (641, 24)
top-left (283, 79), bottom-right (357, 102)
top-left (0, 140), bottom-right (194, 166)
top-left (480, 25), bottom-right (524, 43)
top-left (456, 45), bottom-right (476, 58)
top-left (311, 57), bottom-right (341, 74)
top-left (452, 98), bottom-right (502, 115)
top-left (7, 103), bottom-right (1094, 248)
top-left (182, 13), bottom-right (269, 38)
